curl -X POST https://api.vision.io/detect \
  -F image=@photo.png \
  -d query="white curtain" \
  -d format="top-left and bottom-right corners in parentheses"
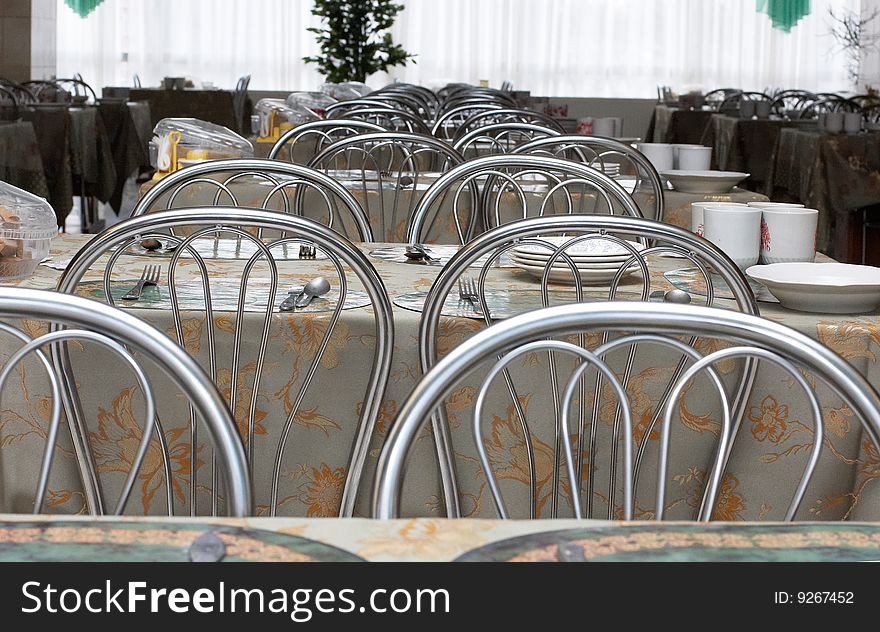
top-left (57, 0), bottom-right (860, 96)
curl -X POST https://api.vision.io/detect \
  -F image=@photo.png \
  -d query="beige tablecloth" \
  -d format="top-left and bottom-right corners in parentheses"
top-left (0, 234), bottom-right (877, 522)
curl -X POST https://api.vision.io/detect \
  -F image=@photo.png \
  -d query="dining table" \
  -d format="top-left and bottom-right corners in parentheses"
top-left (0, 230), bottom-right (877, 523)
top-left (0, 120), bottom-right (49, 199)
top-left (105, 87), bottom-right (243, 133)
top-left (647, 104), bottom-right (714, 144)
top-left (1, 514), bottom-right (879, 561)
top-left (769, 127), bottom-right (880, 262)
top-left (701, 115), bottom-right (800, 193)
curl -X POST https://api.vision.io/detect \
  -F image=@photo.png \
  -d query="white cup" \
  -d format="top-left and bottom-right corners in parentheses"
top-left (677, 146), bottom-right (712, 170)
top-left (702, 205), bottom-right (762, 268)
top-left (611, 117), bottom-right (624, 137)
top-left (691, 201), bottom-right (747, 237)
top-left (672, 144), bottom-right (701, 167)
top-left (592, 117), bottom-right (616, 137)
top-left (747, 201), bottom-right (805, 209)
top-left (635, 142), bottom-right (674, 172)
top-left (760, 207), bottom-right (819, 264)
top-left (825, 112), bottom-right (844, 133)
top-left (844, 111), bottom-right (862, 134)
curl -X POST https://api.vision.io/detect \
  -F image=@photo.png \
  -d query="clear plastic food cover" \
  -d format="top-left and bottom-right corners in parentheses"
top-left (254, 98), bottom-right (319, 137)
top-left (285, 91), bottom-right (337, 116)
top-left (149, 118), bottom-right (253, 171)
top-left (0, 181), bottom-right (58, 280)
top-left (320, 82), bottom-right (372, 100)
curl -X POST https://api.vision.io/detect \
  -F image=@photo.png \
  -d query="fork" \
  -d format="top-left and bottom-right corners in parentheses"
top-left (458, 277), bottom-right (484, 314)
top-left (121, 265), bottom-right (160, 301)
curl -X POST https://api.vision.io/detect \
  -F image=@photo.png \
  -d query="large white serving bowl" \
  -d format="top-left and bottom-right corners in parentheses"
top-left (746, 262), bottom-right (880, 314)
top-left (660, 170), bottom-right (749, 194)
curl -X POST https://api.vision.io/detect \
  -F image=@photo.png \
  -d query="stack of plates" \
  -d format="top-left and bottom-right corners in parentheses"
top-left (589, 162), bottom-right (621, 177)
top-left (510, 236), bottom-right (644, 284)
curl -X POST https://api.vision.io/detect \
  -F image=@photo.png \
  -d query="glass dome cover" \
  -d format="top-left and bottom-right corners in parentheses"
top-left (0, 181), bottom-right (58, 240)
top-left (285, 91), bottom-right (337, 116)
top-left (254, 98), bottom-right (319, 137)
top-left (150, 118), bottom-right (253, 171)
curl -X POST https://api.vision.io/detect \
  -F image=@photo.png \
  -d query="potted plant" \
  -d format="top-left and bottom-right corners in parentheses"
top-left (303, 0), bottom-right (415, 84)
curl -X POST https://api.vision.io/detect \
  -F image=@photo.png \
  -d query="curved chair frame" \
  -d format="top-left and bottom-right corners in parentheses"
top-left (0, 287), bottom-right (251, 517)
top-left (328, 106), bottom-right (431, 135)
top-left (431, 103), bottom-right (505, 140)
top-left (56, 208), bottom-right (394, 517)
top-left (374, 300), bottom-right (879, 520)
top-left (412, 214), bottom-right (758, 518)
top-left (407, 154), bottom-right (643, 244)
top-left (131, 158), bottom-right (373, 241)
top-left (513, 135), bottom-right (666, 222)
top-left (453, 108), bottom-right (565, 141)
top-left (452, 122), bottom-right (562, 159)
top-left (267, 119), bottom-right (385, 161)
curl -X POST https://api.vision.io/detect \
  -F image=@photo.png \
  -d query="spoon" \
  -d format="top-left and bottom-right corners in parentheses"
top-left (663, 289), bottom-right (692, 304)
top-left (294, 277), bottom-right (331, 308)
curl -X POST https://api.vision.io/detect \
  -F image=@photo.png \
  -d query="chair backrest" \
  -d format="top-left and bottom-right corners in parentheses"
top-left (453, 122), bottom-right (562, 159)
top-left (375, 300), bottom-right (880, 520)
top-left (308, 132), bottom-right (467, 242)
top-left (407, 154), bottom-right (644, 244)
top-left (408, 214), bottom-right (758, 519)
top-left (267, 119), bottom-right (385, 163)
top-left (329, 105), bottom-right (431, 134)
top-left (233, 74), bottom-right (252, 133)
top-left (453, 108), bottom-right (565, 141)
top-left (513, 135), bottom-right (666, 222)
top-left (131, 158), bottom-right (374, 242)
top-left (56, 208), bottom-right (394, 517)
top-left (431, 103), bottom-right (505, 140)
top-left (0, 286), bottom-right (250, 516)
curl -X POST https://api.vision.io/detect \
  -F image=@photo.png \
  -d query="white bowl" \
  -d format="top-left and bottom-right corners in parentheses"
top-left (660, 170), bottom-right (750, 194)
top-left (746, 262), bottom-right (880, 313)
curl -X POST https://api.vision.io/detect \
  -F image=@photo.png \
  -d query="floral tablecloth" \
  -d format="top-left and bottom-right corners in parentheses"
top-left (647, 105), bottom-right (714, 144)
top-left (0, 514), bottom-right (878, 561)
top-left (769, 128), bottom-right (880, 260)
top-left (0, 234), bottom-right (877, 522)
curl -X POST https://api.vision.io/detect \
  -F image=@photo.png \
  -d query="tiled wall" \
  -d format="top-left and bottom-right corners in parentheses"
top-left (0, 0), bottom-right (56, 81)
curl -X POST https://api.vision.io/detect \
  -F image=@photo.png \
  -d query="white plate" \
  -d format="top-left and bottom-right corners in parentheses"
top-left (660, 170), bottom-right (750, 194)
top-left (746, 262), bottom-right (880, 313)
top-left (510, 254), bottom-right (637, 270)
top-left (513, 236), bottom-right (645, 258)
top-left (512, 259), bottom-right (641, 285)
top-left (510, 248), bottom-right (636, 265)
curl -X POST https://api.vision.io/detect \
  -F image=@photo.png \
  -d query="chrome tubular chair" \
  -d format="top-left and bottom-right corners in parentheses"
top-left (0, 287), bottom-right (250, 516)
top-left (453, 122), bottom-right (562, 159)
top-left (431, 103), bottom-right (505, 141)
top-left (328, 106), bottom-right (432, 135)
top-left (410, 214), bottom-right (758, 519)
top-left (57, 208), bottom-right (394, 517)
top-left (375, 300), bottom-right (880, 521)
top-left (407, 154), bottom-right (643, 245)
top-left (453, 108), bottom-right (565, 141)
top-left (131, 158), bottom-right (373, 242)
top-left (267, 119), bottom-right (385, 163)
top-left (308, 132), bottom-right (468, 242)
top-left (325, 97), bottom-right (422, 119)
top-left (513, 135), bottom-right (666, 222)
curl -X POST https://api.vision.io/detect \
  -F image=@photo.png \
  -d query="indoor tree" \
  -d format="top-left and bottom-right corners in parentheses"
top-left (303, 0), bottom-right (415, 83)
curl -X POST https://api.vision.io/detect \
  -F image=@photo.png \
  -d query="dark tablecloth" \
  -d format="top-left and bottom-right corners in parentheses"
top-left (647, 105), bottom-right (714, 144)
top-left (20, 106), bottom-right (73, 223)
top-left (126, 88), bottom-right (239, 131)
top-left (770, 128), bottom-right (880, 257)
top-left (701, 115), bottom-right (796, 192)
top-left (0, 121), bottom-right (49, 199)
top-left (97, 101), bottom-right (152, 212)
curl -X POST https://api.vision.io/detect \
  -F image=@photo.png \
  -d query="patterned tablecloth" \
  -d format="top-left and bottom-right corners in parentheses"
top-left (769, 128), bottom-right (880, 260)
top-left (0, 233), bottom-right (876, 522)
top-left (648, 105), bottom-right (714, 144)
top-left (702, 115), bottom-right (799, 193)
top-left (0, 121), bottom-right (49, 198)
top-left (0, 514), bottom-right (878, 561)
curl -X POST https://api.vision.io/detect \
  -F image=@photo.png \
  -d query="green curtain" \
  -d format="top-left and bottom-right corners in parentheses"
top-left (757, 0), bottom-right (811, 32)
top-left (64, 0), bottom-right (106, 18)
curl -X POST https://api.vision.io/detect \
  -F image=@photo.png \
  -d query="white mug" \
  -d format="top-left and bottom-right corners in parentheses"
top-left (825, 112), bottom-right (844, 133)
top-left (635, 142), bottom-right (674, 171)
top-left (702, 205), bottom-right (762, 268)
top-left (691, 201), bottom-right (747, 237)
top-left (672, 144), bottom-right (701, 167)
top-left (747, 201), bottom-right (805, 209)
top-left (576, 117), bottom-right (593, 134)
top-left (844, 111), bottom-right (862, 134)
top-left (592, 117), bottom-right (616, 137)
top-left (760, 207), bottom-right (819, 264)
top-left (610, 117), bottom-right (624, 137)
top-left (677, 146), bottom-right (712, 170)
